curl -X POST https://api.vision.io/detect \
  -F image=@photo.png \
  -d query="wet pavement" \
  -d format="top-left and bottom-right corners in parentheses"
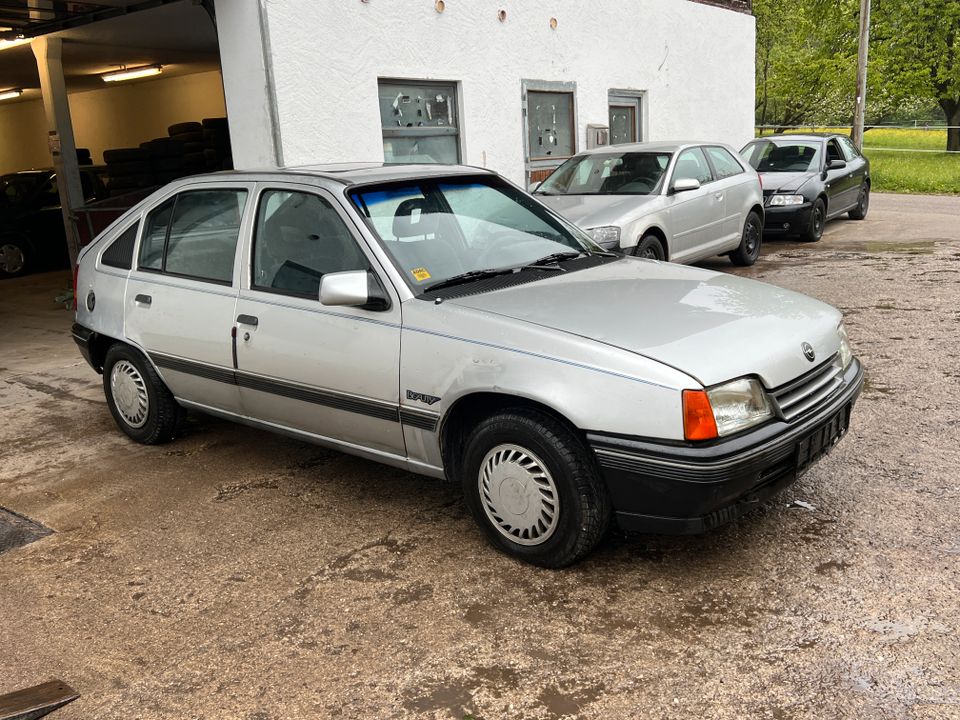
top-left (1, 192), bottom-right (958, 719)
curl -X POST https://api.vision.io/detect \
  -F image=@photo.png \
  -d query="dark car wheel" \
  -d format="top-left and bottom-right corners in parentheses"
top-left (634, 234), bottom-right (666, 261)
top-left (103, 344), bottom-right (184, 444)
top-left (848, 184), bottom-right (870, 220)
top-left (461, 408), bottom-right (611, 568)
top-left (801, 198), bottom-right (826, 242)
top-left (0, 237), bottom-right (28, 278)
top-left (730, 211), bottom-right (763, 266)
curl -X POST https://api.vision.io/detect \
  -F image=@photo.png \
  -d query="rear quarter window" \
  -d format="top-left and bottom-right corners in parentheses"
top-left (100, 221), bottom-right (140, 270)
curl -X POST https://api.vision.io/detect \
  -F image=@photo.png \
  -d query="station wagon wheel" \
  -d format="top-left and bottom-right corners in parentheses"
top-left (0, 239), bottom-right (28, 278)
top-left (103, 344), bottom-right (185, 444)
top-left (634, 234), bottom-right (665, 261)
top-left (848, 184), bottom-right (869, 220)
top-left (730, 211), bottom-right (762, 266)
top-left (461, 408), bottom-right (611, 567)
top-left (801, 198), bottom-right (826, 242)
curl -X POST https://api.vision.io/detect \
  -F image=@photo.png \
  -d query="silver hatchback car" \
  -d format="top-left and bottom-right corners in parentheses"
top-left (73, 164), bottom-right (862, 567)
top-left (534, 142), bottom-right (764, 266)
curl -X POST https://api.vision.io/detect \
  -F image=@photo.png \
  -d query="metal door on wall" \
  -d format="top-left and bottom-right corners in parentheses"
top-left (608, 93), bottom-right (642, 146)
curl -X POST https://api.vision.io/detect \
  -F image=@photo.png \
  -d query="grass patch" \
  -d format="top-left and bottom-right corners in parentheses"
top-left (865, 149), bottom-right (960, 195)
top-left (755, 127), bottom-right (960, 194)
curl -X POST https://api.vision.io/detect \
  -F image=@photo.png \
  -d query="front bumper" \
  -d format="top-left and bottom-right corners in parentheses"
top-left (762, 201), bottom-right (812, 235)
top-left (589, 359), bottom-right (864, 534)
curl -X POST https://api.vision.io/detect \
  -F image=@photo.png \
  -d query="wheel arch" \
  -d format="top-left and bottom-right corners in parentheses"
top-left (637, 225), bottom-right (669, 260)
top-left (439, 391), bottom-right (585, 483)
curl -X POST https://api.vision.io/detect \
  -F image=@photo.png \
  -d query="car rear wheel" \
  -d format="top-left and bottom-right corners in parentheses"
top-left (801, 198), bottom-right (826, 242)
top-left (848, 184), bottom-right (869, 220)
top-left (461, 408), bottom-right (611, 567)
top-left (730, 211), bottom-right (762, 266)
top-left (634, 234), bottom-right (665, 261)
top-left (103, 344), bottom-right (184, 444)
top-left (0, 238), bottom-right (28, 278)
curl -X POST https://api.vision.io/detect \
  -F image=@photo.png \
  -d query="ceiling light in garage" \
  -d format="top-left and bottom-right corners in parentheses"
top-left (101, 64), bottom-right (162, 82)
top-left (0, 37), bottom-right (30, 51)
top-left (0, 88), bottom-right (22, 101)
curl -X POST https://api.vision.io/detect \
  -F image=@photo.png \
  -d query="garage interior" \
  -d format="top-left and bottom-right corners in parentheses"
top-left (0, 0), bottom-right (229, 274)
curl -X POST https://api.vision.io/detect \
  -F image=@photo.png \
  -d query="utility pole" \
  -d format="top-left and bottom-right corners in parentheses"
top-left (852, 0), bottom-right (871, 150)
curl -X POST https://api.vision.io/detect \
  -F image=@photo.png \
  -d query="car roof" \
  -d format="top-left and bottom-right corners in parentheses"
top-left (190, 163), bottom-right (495, 187)
top-left (751, 133), bottom-right (837, 142)
top-left (576, 141), bottom-right (715, 156)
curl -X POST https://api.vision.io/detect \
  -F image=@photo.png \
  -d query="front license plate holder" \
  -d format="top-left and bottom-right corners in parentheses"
top-left (797, 405), bottom-right (850, 475)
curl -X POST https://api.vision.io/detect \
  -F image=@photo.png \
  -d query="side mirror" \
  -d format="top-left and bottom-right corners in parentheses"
top-left (827, 159), bottom-right (846, 170)
top-left (319, 270), bottom-right (389, 311)
top-left (671, 177), bottom-right (701, 193)
top-left (528, 181), bottom-right (542, 193)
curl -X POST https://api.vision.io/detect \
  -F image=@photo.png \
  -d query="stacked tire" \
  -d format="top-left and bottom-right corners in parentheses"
top-left (140, 137), bottom-right (186, 186)
top-left (103, 147), bottom-right (156, 193)
top-left (167, 122), bottom-right (207, 176)
top-left (201, 117), bottom-right (232, 170)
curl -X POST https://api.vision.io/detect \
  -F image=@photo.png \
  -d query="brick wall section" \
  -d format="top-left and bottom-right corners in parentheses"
top-left (688, 0), bottom-right (752, 14)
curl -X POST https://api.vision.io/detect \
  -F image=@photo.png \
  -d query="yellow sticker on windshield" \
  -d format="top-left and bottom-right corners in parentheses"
top-left (412, 267), bottom-right (431, 282)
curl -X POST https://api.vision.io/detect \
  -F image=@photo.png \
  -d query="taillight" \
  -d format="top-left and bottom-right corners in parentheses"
top-left (682, 389), bottom-right (718, 441)
top-left (72, 264), bottom-right (79, 310)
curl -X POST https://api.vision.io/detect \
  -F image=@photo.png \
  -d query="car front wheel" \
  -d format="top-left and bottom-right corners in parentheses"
top-left (801, 198), bottom-right (826, 242)
top-left (103, 344), bottom-right (184, 444)
top-left (0, 237), bottom-right (28, 278)
top-left (730, 211), bottom-right (762, 266)
top-left (461, 408), bottom-right (611, 568)
top-left (848, 184), bottom-right (869, 220)
top-left (634, 234), bottom-right (665, 261)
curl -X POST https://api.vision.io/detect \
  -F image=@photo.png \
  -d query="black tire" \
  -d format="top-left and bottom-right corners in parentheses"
top-left (460, 408), bottom-right (611, 568)
top-left (105, 160), bottom-right (152, 174)
top-left (168, 121), bottom-right (202, 136)
top-left (201, 117), bottom-right (228, 129)
top-left (144, 138), bottom-right (185, 158)
top-left (172, 131), bottom-right (204, 144)
top-left (154, 157), bottom-right (188, 172)
top-left (103, 148), bottom-right (147, 164)
top-left (634, 234), bottom-right (666, 261)
top-left (103, 344), bottom-right (184, 444)
top-left (0, 236), bottom-right (29, 278)
top-left (730, 210), bottom-right (763, 266)
top-left (801, 198), bottom-right (826, 242)
top-left (848, 184), bottom-right (869, 220)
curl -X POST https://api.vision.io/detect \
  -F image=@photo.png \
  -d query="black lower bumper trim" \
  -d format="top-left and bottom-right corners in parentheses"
top-left (71, 322), bottom-right (97, 370)
top-left (590, 360), bottom-right (864, 534)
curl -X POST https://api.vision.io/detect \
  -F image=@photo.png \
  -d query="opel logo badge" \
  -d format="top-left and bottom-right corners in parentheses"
top-left (801, 342), bottom-right (816, 362)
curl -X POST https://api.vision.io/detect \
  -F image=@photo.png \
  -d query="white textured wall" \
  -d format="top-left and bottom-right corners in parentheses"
top-left (246, 0), bottom-right (755, 183)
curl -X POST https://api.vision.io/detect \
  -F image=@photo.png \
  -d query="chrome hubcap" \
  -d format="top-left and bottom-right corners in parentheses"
top-left (0, 243), bottom-right (25, 274)
top-left (110, 360), bottom-right (149, 428)
top-left (478, 444), bottom-right (559, 546)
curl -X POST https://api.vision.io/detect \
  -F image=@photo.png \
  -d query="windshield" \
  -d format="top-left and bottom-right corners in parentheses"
top-left (349, 176), bottom-right (597, 294)
top-left (741, 141), bottom-right (821, 173)
top-left (536, 151), bottom-right (671, 195)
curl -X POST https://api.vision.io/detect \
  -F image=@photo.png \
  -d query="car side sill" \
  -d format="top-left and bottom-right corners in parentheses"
top-left (176, 398), bottom-right (446, 479)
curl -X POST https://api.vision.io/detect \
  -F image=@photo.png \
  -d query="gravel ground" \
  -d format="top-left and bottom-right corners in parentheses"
top-left (1, 192), bottom-right (958, 719)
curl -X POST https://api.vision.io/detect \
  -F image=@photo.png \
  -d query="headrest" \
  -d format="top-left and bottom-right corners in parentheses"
top-left (392, 197), bottom-right (438, 238)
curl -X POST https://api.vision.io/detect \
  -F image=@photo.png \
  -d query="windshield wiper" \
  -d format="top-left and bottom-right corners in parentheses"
top-left (423, 267), bottom-right (516, 293)
top-left (521, 251), bottom-right (585, 271)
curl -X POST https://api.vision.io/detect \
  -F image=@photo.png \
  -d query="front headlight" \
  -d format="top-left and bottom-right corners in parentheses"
top-left (586, 226), bottom-right (621, 249)
top-left (768, 194), bottom-right (805, 207)
top-left (707, 378), bottom-right (774, 437)
top-left (838, 323), bottom-right (853, 370)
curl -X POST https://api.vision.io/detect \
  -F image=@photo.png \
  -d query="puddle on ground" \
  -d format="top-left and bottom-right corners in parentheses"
top-left (816, 559), bottom-right (850, 575)
top-left (0, 506), bottom-right (53, 554)
top-left (863, 377), bottom-right (893, 396)
top-left (830, 240), bottom-right (938, 254)
top-left (538, 683), bottom-right (605, 719)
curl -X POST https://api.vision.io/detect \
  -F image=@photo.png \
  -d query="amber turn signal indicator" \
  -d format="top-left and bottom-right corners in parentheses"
top-left (683, 389), bottom-right (718, 441)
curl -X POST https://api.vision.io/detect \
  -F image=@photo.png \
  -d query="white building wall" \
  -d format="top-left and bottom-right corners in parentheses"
top-left (229, 0), bottom-right (755, 184)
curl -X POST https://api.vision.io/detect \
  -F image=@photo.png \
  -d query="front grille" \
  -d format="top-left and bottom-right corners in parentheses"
top-left (771, 354), bottom-right (844, 422)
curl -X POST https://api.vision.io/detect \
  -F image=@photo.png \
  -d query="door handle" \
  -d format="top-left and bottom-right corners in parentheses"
top-left (134, 294), bottom-right (151, 306)
top-left (714, 193), bottom-right (724, 201)
top-left (236, 314), bottom-right (259, 327)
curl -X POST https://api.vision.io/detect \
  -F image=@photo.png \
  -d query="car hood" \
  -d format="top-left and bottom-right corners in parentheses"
top-left (536, 193), bottom-right (660, 228)
top-left (758, 171), bottom-right (817, 194)
top-left (450, 258), bottom-right (842, 388)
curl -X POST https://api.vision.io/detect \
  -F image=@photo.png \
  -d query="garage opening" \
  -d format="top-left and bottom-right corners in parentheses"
top-left (0, 1), bottom-right (230, 282)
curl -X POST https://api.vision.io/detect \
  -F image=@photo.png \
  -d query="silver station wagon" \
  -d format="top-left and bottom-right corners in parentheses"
top-left (73, 164), bottom-right (863, 567)
top-left (534, 142), bottom-right (764, 266)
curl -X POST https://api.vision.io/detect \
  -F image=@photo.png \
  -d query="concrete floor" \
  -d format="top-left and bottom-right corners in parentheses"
top-left (1, 193), bottom-right (958, 719)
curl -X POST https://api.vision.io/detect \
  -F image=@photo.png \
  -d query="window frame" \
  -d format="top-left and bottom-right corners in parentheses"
top-left (522, 79), bottom-right (578, 187)
top-left (249, 185), bottom-right (375, 301)
top-left (136, 187), bottom-right (249, 287)
top-left (377, 78), bottom-right (463, 165)
top-left (670, 146), bottom-right (716, 188)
